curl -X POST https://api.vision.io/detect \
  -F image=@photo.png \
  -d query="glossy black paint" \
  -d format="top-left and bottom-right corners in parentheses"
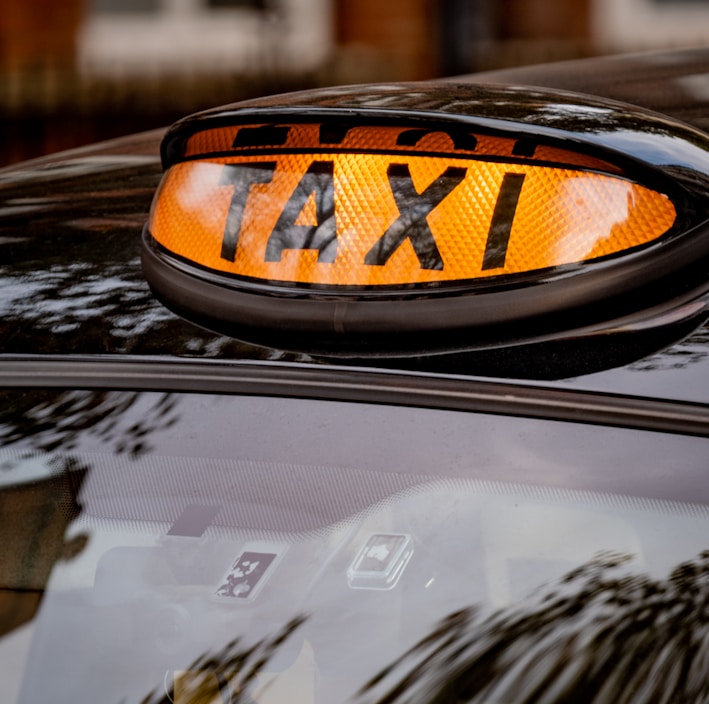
top-left (1, 49), bottom-right (709, 396)
top-left (471, 47), bottom-right (709, 133)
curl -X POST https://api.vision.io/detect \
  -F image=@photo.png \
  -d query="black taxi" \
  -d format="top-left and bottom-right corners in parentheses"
top-left (1, 48), bottom-right (709, 703)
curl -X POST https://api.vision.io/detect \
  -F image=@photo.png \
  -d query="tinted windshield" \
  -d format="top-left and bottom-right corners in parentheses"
top-left (2, 388), bottom-right (708, 702)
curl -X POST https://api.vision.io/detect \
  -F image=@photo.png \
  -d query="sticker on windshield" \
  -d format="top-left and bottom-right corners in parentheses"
top-left (348, 533), bottom-right (413, 590)
top-left (214, 548), bottom-right (280, 601)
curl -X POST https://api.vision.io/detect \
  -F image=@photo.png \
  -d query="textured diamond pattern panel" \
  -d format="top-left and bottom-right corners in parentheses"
top-left (151, 128), bottom-right (677, 287)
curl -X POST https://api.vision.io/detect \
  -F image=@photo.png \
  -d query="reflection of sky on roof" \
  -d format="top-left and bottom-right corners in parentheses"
top-left (559, 322), bottom-right (709, 403)
top-left (0, 156), bottom-right (158, 187)
top-left (599, 129), bottom-right (709, 168)
top-left (0, 256), bottom-right (296, 359)
top-left (542, 103), bottom-right (612, 115)
top-left (0, 259), bottom-right (173, 338)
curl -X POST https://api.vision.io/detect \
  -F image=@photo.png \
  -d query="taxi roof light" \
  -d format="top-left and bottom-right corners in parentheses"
top-left (142, 83), bottom-right (709, 356)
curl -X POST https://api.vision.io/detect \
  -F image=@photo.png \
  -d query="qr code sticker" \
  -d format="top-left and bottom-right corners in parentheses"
top-left (215, 551), bottom-right (277, 601)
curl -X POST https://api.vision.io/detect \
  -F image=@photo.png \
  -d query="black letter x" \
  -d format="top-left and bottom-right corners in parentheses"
top-left (364, 163), bottom-right (466, 270)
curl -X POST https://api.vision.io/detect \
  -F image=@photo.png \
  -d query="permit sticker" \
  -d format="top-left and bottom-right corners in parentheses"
top-left (348, 533), bottom-right (413, 590)
top-left (214, 547), bottom-right (281, 602)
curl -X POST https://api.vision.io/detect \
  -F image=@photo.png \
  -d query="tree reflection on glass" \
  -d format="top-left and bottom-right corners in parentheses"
top-left (139, 616), bottom-right (306, 704)
top-left (357, 551), bottom-right (709, 704)
top-left (0, 389), bottom-right (180, 456)
top-left (0, 455), bottom-right (89, 638)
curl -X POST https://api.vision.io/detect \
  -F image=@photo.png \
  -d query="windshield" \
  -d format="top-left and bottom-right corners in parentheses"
top-left (2, 388), bottom-right (708, 702)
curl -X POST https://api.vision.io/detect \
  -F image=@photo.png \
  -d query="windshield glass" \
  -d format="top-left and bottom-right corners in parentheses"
top-left (2, 388), bottom-right (708, 703)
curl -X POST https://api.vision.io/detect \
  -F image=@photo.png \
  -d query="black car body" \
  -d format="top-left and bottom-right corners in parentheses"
top-left (2, 49), bottom-right (709, 703)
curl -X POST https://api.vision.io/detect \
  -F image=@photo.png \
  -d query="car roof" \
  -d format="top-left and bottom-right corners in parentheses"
top-left (469, 46), bottom-right (709, 133)
top-left (1, 48), bottom-right (708, 409)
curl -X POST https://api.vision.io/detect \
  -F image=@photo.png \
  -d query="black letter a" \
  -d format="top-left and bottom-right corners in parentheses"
top-left (265, 161), bottom-right (337, 263)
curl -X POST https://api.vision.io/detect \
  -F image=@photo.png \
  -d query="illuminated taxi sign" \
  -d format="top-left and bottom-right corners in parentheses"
top-left (148, 123), bottom-right (676, 288)
top-left (142, 85), bottom-right (709, 355)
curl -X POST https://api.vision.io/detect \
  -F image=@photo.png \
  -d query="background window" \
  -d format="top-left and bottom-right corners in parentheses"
top-left (207, 0), bottom-right (270, 8)
top-left (92, 0), bottom-right (161, 13)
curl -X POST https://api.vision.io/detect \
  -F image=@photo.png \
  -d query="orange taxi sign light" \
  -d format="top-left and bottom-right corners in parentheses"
top-left (148, 124), bottom-right (677, 288)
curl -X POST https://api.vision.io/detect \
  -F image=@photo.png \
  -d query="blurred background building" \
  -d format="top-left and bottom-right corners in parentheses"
top-left (1, 0), bottom-right (709, 165)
